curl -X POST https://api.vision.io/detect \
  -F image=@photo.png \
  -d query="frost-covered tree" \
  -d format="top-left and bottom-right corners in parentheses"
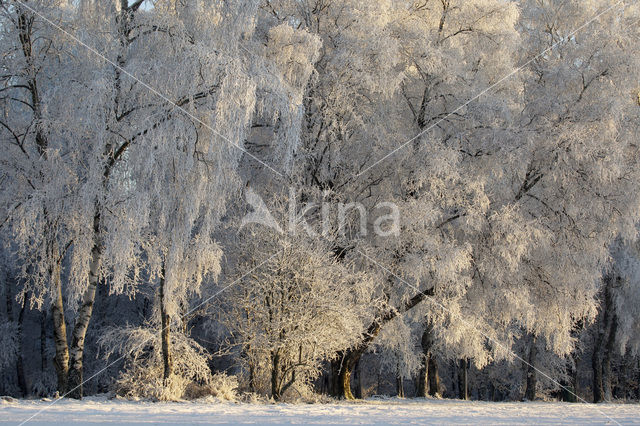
top-left (220, 211), bottom-right (376, 401)
top-left (398, 1), bottom-right (640, 403)
top-left (124, 0), bottom-right (259, 388)
top-left (258, 0), bottom-right (403, 184)
top-left (372, 316), bottom-right (422, 398)
top-left (0, 0), bottom-right (79, 395)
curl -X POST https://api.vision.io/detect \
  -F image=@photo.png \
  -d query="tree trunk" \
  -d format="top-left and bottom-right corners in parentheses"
top-left (16, 292), bottom-right (28, 397)
top-left (416, 355), bottom-right (428, 397)
top-left (637, 359), bottom-right (640, 401)
top-left (63, 0), bottom-right (137, 399)
top-left (331, 343), bottom-right (370, 399)
top-left (561, 355), bottom-right (578, 403)
top-left (592, 346), bottom-right (604, 403)
top-left (271, 350), bottom-right (281, 400)
top-left (524, 337), bottom-right (537, 401)
top-left (417, 321), bottom-right (436, 397)
top-left (354, 358), bottom-right (363, 399)
top-left (396, 357), bottom-right (404, 398)
top-left (67, 215), bottom-right (101, 399)
top-left (593, 276), bottom-right (615, 403)
top-left (458, 358), bottom-right (468, 400)
top-left (5, 274), bottom-right (13, 321)
top-left (330, 357), bottom-right (346, 398)
top-left (248, 354), bottom-right (256, 393)
top-left (67, 283), bottom-right (98, 398)
top-left (331, 350), bottom-right (358, 400)
top-left (427, 354), bottom-right (440, 396)
top-left (51, 256), bottom-right (69, 396)
top-left (602, 313), bottom-right (617, 402)
top-left (341, 360), bottom-right (355, 400)
top-left (592, 325), bottom-right (605, 403)
top-left (396, 375), bottom-right (404, 397)
top-left (159, 268), bottom-right (173, 384)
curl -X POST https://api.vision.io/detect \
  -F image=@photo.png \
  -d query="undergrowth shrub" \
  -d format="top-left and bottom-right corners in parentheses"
top-left (99, 325), bottom-right (237, 401)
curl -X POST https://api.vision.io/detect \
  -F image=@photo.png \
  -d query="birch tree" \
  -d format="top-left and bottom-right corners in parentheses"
top-left (0, 0), bottom-right (78, 394)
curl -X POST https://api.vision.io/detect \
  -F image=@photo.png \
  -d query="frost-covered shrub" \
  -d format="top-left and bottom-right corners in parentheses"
top-left (184, 372), bottom-right (239, 401)
top-left (279, 379), bottom-right (335, 403)
top-left (210, 372), bottom-right (238, 400)
top-left (114, 363), bottom-right (186, 401)
top-left (99, 326), bottom-right (213, 401)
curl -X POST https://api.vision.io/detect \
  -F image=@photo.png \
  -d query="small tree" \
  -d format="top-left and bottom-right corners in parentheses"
top-left (221, 220), bottom-right (375, 401)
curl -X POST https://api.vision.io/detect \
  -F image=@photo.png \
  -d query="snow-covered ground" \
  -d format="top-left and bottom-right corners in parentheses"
top-left (2, 396), bottom-right (639, 425)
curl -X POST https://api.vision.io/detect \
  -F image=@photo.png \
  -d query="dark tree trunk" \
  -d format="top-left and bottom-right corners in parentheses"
top-left (14, 3), bottom-right (54, 397)
top-left (159, 269), bottom-right (172, 384)
top-left (592, 347), bottom-right (604, 403)
top-left (458, 358), bottom-right (468, 400)
top-left (618, 356), bottom-right (629, 400)
top-left (396, 375), bottom-right (404, 397)
top-left (330, 358), bottom-right (340, 397)
top-left (427, 354), bottom-right (440, 396)
top-left (524, 336), bottom-right (537, 401)
top-left (637, 359), bottom-right (640, 400)
top-left (354, 358), bottom-right (363, 399)
top-left (248, 355), bottom-right (256, 393)
top-left (5, 274), bottom-right (13, 321)
top-left (16, 292), bottom-right (28, 397)
top-left (417, 320), bottom-right (438, 397)
top-left (271, 350), bottom-right (281, 400)
top-left (602, 313), bottom-right (617, 402)
top-left (416, 356), bottom-right (428, 398)
top-left (396, 357), bottom-right (404, 398)
top-left (593, 276), bottom-right (616, 403)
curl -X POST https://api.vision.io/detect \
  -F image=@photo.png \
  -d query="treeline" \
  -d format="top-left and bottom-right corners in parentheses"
top-left (1, 0), bottom-right (640, 404)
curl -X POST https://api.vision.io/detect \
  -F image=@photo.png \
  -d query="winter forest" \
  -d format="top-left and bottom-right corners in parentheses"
top-left (1, 0), bottom-right (640, 423)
